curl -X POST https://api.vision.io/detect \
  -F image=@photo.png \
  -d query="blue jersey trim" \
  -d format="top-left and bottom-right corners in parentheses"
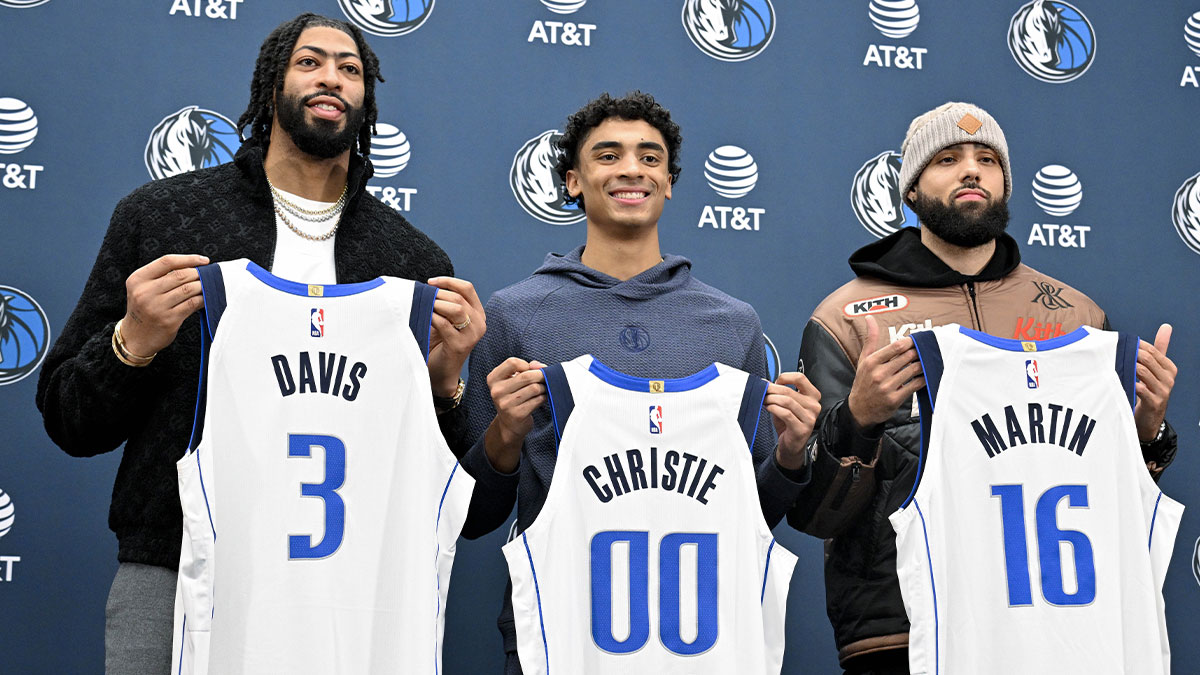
top-left (197, 449), bottom-right (216, 541)
top-left (187, 265), bottom-right (225, 452)
top-left (176, 613), bottom-right (186, 675)
top-left (522, 532), bottom-right (551, 674)
top-left (738, 376), bottom-right (770, 453)
top-left (761, 539), bottom-right (776, 604)
top-left (186, 313), bottom-right (213, 453)
top-left (196, 264), bottom-right (227, 340)
top-left (904, 331), bottom-right (942, 509)
top-left (433, 463), bottom-right (460, 675)
top-left (1148, 492), bottom-right (1163, 550)
top-left (245, 260), bottom-right (385, 296)
top-left (410, 283), bottom-right (438, 362)
top-left (541, 364), bottom-right (574, 453)
top-left (957, 324), bottom-right (1088, 351)
top-left (1114, 333), bottom-right (1139, 411)
top-left (914, 499), bottom-right (940, 675)
top-left (587, 358), bottom-right (720, 392)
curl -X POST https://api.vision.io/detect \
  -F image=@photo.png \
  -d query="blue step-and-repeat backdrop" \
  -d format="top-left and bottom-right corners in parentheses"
top-left (3, 1), bottom-right (1199, 672)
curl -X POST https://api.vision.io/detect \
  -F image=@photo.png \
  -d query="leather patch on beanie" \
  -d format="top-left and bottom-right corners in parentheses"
top-left (957, 113), bottom-right (983, 134)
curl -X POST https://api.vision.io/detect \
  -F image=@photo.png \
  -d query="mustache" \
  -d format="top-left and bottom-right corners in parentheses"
top-left (953, 181), bottom-right (992, 199)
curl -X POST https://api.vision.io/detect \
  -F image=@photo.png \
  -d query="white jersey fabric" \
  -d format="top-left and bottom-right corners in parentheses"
top-left (892, 324), bottom-right (1182, 675)
top-left (503, 355), bottom-right (797, 675)
top-left (171, 259), bottom-right (473, 675)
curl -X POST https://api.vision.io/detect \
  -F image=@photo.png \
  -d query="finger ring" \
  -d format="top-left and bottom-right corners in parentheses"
top-left (453, 315), bottom-right (471, 331)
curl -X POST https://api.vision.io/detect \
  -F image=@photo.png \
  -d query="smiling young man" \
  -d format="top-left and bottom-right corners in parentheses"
top-left (785, 102), bottom-right (1179, 675)
top-left (36, 13), bottom-right (483, 673)
top-left (453, 91), bottom-right (820, 674)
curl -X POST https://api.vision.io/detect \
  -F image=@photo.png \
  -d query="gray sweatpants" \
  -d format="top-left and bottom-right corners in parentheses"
top-left (104, 562), bottom-right (176, 675)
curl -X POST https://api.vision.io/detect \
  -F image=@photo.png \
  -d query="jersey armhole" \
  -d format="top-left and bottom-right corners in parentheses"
top-left (541, 363), bottom-right (575, 454)
top-left (902, 331), bottom-right (944, 509)
top-left (409, 282), bottom-right (438, 362)
top-left (187, 264), bottom-right (227, 453)
top-left (737, 376), bottom-right (770, 452)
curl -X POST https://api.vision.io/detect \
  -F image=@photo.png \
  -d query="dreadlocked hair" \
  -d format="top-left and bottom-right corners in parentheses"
top-left (236, 13), bottom-right (384, 157)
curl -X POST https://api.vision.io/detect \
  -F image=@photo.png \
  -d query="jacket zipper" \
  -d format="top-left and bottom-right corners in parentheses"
top-left (830, 461), bottom-right (862, 511)
top-left (966, 281), bottom-right (983, 329)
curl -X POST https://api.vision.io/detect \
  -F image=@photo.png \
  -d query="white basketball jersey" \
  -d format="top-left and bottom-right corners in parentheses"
top-left (171, 259), bottom-right (474, 675)
top-left (891, 324), bottom-right (1182, 675)
top-left (503, 355), bottom-right (797, 675)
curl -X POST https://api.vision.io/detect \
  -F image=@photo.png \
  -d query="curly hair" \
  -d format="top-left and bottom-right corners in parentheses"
top-left (554, 91), bottom-right (683, 208)
top-left (236, 13), bottom-right (383, 157)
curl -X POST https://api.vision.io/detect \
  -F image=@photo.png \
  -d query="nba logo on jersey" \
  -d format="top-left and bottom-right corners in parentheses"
top-left (649, 405), bottom-right (663, 434)
top-left (310, 308), bottom-right (324, 337)
top-left (1025, 358), bottom-right (1039, 389)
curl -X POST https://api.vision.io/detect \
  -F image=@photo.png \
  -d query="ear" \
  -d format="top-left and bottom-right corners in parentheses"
top-left (906, 187), bottom-right (916, 204)
top-left (664, 176), bottom-right (672, 201)
top-left (565, 169), bottom-right (581, 198)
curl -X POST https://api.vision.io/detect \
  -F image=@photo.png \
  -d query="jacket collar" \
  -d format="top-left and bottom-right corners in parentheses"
top-left (233, 142), bottom-right (375, 216)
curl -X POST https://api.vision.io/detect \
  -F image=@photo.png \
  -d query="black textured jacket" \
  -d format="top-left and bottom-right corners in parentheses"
top-left (36, 143), bottom-right (462, 569)
top-left (786, 228), bottom-right (1177, 667)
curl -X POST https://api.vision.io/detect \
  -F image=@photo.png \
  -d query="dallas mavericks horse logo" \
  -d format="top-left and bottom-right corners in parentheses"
top-left (0, 285), bottom-right (50, 386)
top-left (1172, 171), bottom-right (1200, 256)
top-left (682, 0), bottom-right (776, 62)
top-left (851, 151), bottom-right (914, 238)
top-left (338, 0), bottom-right (435, 37)
top-left (144, 106), bottom-right (238, 180)
top-left (1007, 0), bottom-right (1096, 83)
top-left (509, 130), bottom-right (584, 226)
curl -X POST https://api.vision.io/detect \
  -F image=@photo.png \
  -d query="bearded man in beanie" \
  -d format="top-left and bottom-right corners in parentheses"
top-left (785, 102), bottom-right (1179, 675)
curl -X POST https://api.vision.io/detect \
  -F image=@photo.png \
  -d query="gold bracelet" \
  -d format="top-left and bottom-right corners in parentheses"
top-left (433, 377), bottom-right (465, 413)
top-left (112, 320), bottom-right (156, 367)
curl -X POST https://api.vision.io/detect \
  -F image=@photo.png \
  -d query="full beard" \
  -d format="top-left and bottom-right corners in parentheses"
top-left (910, 188), bottom-right (1010, 248)
top-left (276, 90), bottom-right (365, 159)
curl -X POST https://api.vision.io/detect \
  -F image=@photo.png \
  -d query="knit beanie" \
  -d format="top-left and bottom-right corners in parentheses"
top-left (899, 102), bottom-right (1011, 202)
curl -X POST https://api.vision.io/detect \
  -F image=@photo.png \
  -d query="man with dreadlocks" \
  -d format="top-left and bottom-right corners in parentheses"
top-left (36, 13), bottom-right (483, 673)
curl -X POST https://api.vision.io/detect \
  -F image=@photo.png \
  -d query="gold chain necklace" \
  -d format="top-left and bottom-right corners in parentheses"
top-left (265, 174), bottom-right (348, 219)
top-left (274, 202), bottom-right (340, 242)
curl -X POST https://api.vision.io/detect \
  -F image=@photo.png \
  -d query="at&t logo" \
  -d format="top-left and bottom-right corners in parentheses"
top-left (365, 122), bottom-right (417, 212)
top-left (1172, 171), bottom-right (1200, 256)
top-left (1007, 0), bottom-right (1096, 84)
top-left (698, 145), bottom-right (765, 231)
top-left (0, 488), bottom-right (18, 583)
top-left (863, 0), bottom-right (928, 70)
top-left (1180, 12), bottom-right (1200, 87)
top-left (0, 97), bottom-right (44, 191)
top-left (144, 106), bottom-right (238, 180)
top-left (682, 0), bottom-right (775, 62)
top-left (1027, 165), bottom-right (1090, 248)
top-left (851, 150), bottom-right (915, 238)
top-left (510, 130), bottom-right (584, 225)
top-left (339, 0), bottom-right (434, 37)
top-left (0, 0), bottom-right (49, 7)
top-left (529, 0), bottom-right (596, 47)
top-left (0, 285), bottom-right (51, 386)
top-left (169, 0), bottom-right (242, 20)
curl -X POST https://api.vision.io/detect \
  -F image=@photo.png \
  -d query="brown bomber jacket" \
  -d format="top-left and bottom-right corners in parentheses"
top-left (786, 227), bottom-right (1174, 667)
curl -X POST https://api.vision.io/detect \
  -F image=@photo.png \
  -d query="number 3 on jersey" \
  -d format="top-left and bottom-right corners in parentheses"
top-left (288, 434), bottom-right (346, 560)
top-left (991, 484), bottom-right (1096, 606)
top-left (591, 531), bottom-right (718, 656)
